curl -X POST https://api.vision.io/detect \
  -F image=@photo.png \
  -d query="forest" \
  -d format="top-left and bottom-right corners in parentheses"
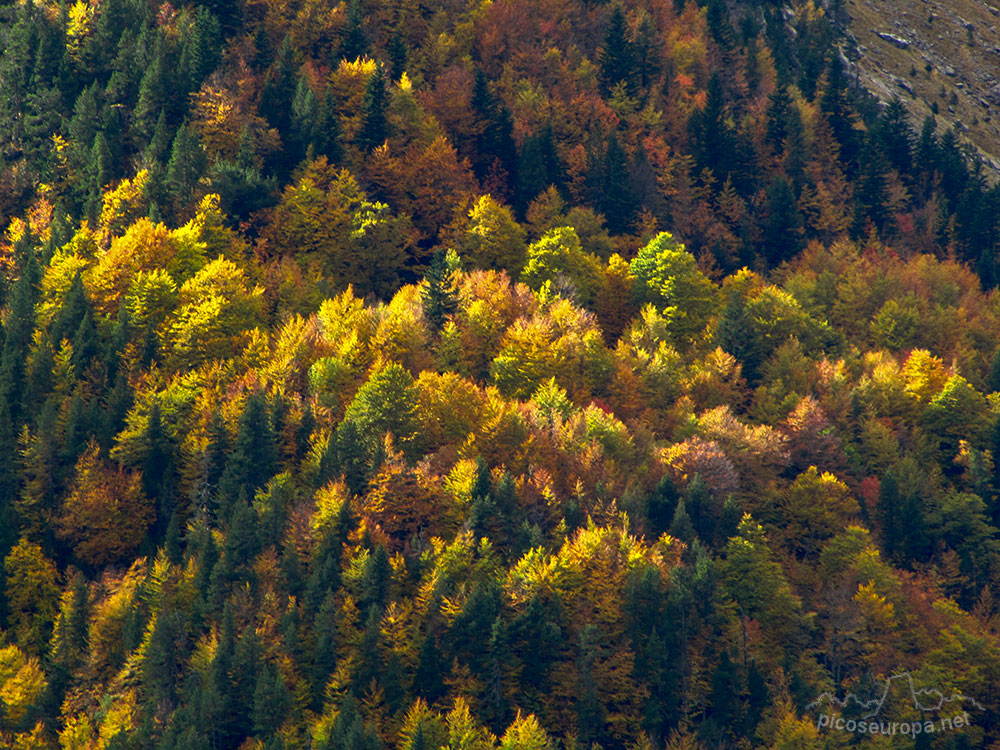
top-left (2, 0), bottom-right (1000, 747)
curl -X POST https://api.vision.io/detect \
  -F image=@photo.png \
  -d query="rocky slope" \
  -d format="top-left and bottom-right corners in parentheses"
top-left (839, 0), bottom-right (1000, 172)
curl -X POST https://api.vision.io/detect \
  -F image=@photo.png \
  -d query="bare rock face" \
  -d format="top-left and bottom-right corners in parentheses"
top-left (839, 0), bottom-right (1000, 175)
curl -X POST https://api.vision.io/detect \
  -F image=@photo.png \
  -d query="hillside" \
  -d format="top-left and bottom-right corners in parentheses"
top-left (842, 0), bottom-right (1000, 174)
top-left (2, 0), bottom-right (1000, 748)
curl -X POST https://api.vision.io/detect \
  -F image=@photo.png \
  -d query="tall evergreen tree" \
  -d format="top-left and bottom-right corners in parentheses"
top-left (598, 4), bottom-right (636, 96)
top-left (338, 0), bottom-right (368, 62)
top-left (420, 249), bottom-right (458, 334)
top-left (715, 290), bottom-right (764, 384)
top-left (357, 63), bottom-right (389, 153)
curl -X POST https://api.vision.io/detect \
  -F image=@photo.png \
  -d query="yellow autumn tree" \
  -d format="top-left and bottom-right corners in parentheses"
top-left (3, 539), bottom-right (60, 653)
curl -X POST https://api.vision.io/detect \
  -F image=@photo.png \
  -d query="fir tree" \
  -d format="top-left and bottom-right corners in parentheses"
top-left (762, 175), bottom-right (804, 267)
top-left (338, 0), bottom-right (368, 62)
top-left (217, 392), bottom-right (278, 510)
top-left (598, 4), bottom-right (636, 96)
top-left (166, 124), bottom-right (207, 216)
top-left (715, 290), bottom-right (764, 384)
top-left (357, 63), bottom-right (389, 153)
top-left (420, 249), bottom-right (458, 334)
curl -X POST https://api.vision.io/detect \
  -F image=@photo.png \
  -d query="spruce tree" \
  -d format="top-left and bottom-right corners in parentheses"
top-left (259, 36), bottom-right (296, 138)
top-left (50, 272), bottom-right (89, 345)
top-left (166, 124), bottom-right (207, 215)
top-left (338, 0), bottom-right (368, 62)
top-left (2, 251), bottom-right (38, 422)
top-left (420, 249), bottom-right (458, 334)
top-left (762, 175), bottom-right (804, 267)
top-left (357, 63), bottom-right (389, 153)
top-left (598, 4), bottom-right (636, 96)
top-left (715, 290), bottom-right (764, 384)
top-left (590, 132), bottom-right (636, 234)
top-left (218, 392), bottom-right (277, 508)
top-left (315, 87), bottom-right (344, 163)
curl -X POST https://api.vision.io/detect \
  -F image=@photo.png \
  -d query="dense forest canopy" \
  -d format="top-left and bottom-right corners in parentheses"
top-left (2, 0), bottom-right (1000, 747)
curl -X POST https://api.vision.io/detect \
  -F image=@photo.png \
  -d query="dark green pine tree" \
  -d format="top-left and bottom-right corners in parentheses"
top-left (668, 500), bottom-right (695, 545)
top-left (0, 0), bottom-right (41, 149)
top-left (990, 419), bottom-right (1000, 528)
top-left (2, 250), bottom-right (39, 423)
top-left (142, 607), bottom-right (185, 716)
top-left (164, 508), bottom-right (184, 565)
top-left (144, 109), bottom-right (173, 166)
top-left (590, 132), bottom-right (637, 235)
top-left (70, 305), bottom-right (100, 376)
top-left (312, 592), bottom-right (339, 705)
top-left (338, 0), bottom-right (368, 62)
top-left (290, 75), bottom-right (320, 165)
top-left (715, 290), bottom-right (764, 384)
top-left (59, 392), bottom-right (89, 481)
top-left (765, 85), bottom-right (793, 152)
top-left (259, 36), bottom-right (297, 139)
top-left (707, 649), bottom-right (739, 740)
top-left (646, 474), bottom-right (679, 537)
top-left (470, 70), bottom-right (518, 193)
top-left (24, 334), bottom-right (54, 413)
top-left (484, 617), bottom-right (511, 732)
top-left (914, 115), bottom-right (939, 197)
top-left (217, 392), bottom-right (277, 510)
top-left (105, 29), bottom-right (143, 107)
top-left (50, 272), bottom-right (89, 345)
top-left (820, 54), bottom-right (860, 170)
top-left (420, 249), bottom-right (458, 334)
top-left (598, 4), bottom-right (636, 96)
top-left (516, 124), bottom-right (562, 211)
top-left (323, 696), bottom-right (382, 750)
top-left (252, 662), bottom-right (291, 738)
top-left (180, 6), bottom-right (222, 95)
top-left (84, 132), bottom-right (112, 222)
top-left (99, 371), bottom-right (133, 451)
top-left (68, 84), bottom-right (100, 168)
top-left (359, 544), bottom-right (391, 612)
top-left (320, 419), bottom-right (369, 496)
top-left (387, 30), bottom-right (408, 78)
top-left (315, 87), bottom-right (344, 163)
top-left (166, 124), bottom-right (207, 217)
top-left (851, 135), bottom-right (893, 238)
top-left (142, 399), bottom-right (175, 522)
top-left (0, 400), bottom-right (18, 625)
top-left (874, 98), bottom-right (914, 177)
top-left (357, 63), bottom-right (389, 153)
top-left (684, 475), bottom-right (714, 545)
top-left (762, 175), bottom-right (804, 268)
top-left (413, 629), bottom-right (445, 703)
top-left (133, 36), bottom-right (171, 139)
top-left (203, 405), bottom-right (229, 502)
top-left (575, 625), bottom-right (607, 749)
top-left (935, 128), bottom-right (969, 204)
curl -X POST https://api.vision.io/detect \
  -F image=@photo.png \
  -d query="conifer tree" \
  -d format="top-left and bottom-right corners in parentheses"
top-left (421, 249), bottom-right (459, 334)
top-left (218, 392), bottom-right (278, 509)
top-left (2, 252), bottom-right (38, 422)
top-left (166, 124), bottom-right (207, 215)
top-left (878, 469), bottom-right (900, 558)
top-left (259, 36), bottom-right (296, 138)
top-left (338, 0), bottom-right (368, 62)
top-left (598, 5), bottom-right (636, 96)
top-left (357, 63), bottom-right (389, 153)
top-left (50, 273), bottom-right (89, 345)
top-left (762, 175), bottom-right (804, 266)
top-left (715, 290), bottom-right (764, 384)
